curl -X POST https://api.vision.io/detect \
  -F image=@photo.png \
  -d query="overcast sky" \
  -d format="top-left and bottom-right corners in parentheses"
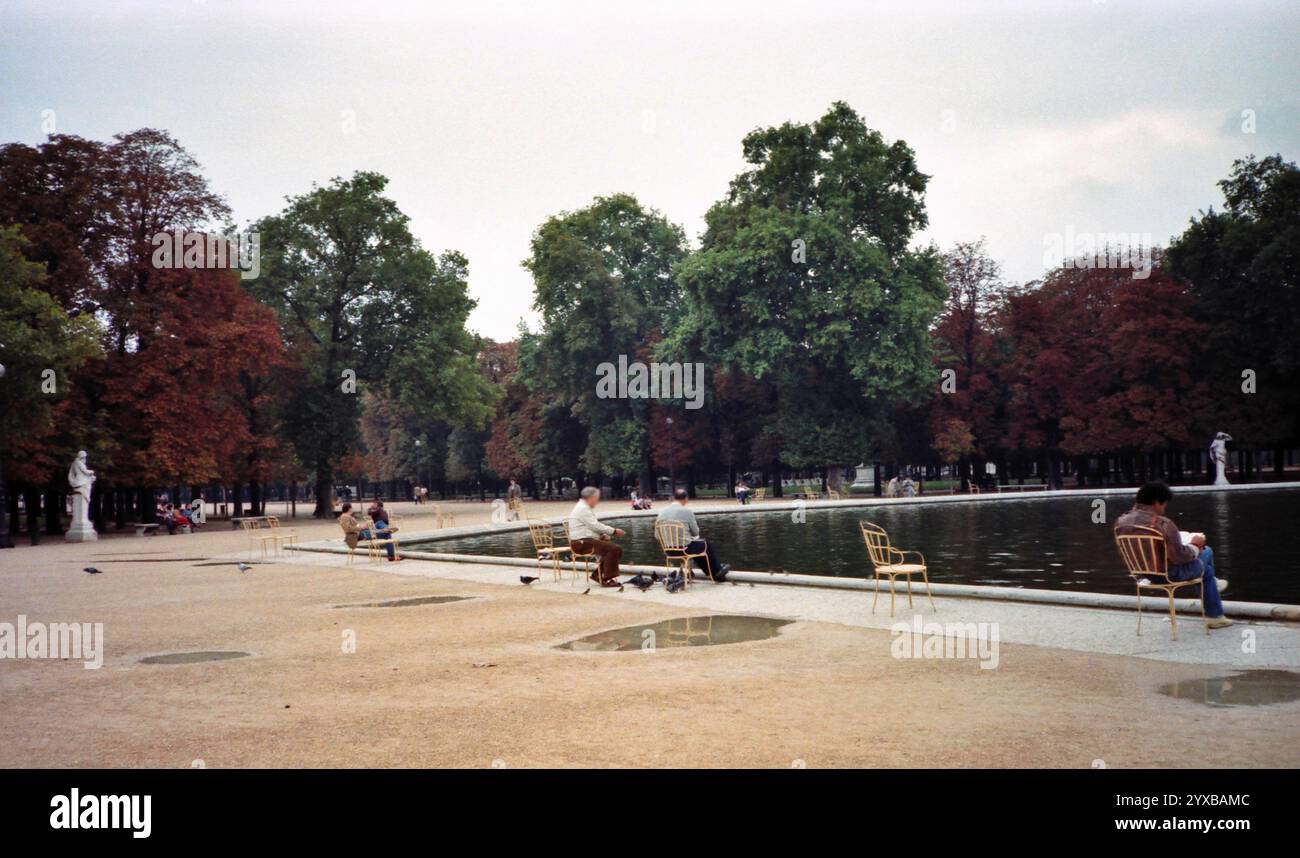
top-left (2, 0), bottom-right (1297, 340)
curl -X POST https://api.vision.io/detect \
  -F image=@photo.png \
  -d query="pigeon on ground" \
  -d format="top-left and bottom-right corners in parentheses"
top-left (520, 575), bottom-right (540, 585)
top-left (581, 588), bottom-right (590, 595)
top-left (237, 562), bottom-right (252, 573)
top-left (83, 567), bottom-right (102, 574)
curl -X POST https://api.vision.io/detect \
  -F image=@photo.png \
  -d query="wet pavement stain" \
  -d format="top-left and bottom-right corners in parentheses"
top-left (1158, 669), bottom-right (1300, 708)
top-left (558, 615), bottom-right (792, 652)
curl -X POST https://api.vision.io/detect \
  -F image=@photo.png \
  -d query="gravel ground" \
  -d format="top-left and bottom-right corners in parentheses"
top-left (1, 498), bottom-right (1297, 768)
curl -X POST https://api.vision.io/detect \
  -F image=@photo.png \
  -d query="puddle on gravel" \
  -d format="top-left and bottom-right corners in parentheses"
top-left (1158, 669), bottom-right (1300, 708)
top-left (333, 595), bottom-right (472, 609)
top-left (140, 651), bottom-right (251, 665)
top-left (558, 614), bottom-right (792, 652)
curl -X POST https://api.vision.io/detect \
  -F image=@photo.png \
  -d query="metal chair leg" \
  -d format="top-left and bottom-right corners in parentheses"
top-left (872, 574), bottom-right (880, 614)
top-left (1168, 590), bottom-right (1179, 640)
top-left (921, 568), bottom-right (936, 611)
top-left (1135, 585), bottom-right (1143, 636)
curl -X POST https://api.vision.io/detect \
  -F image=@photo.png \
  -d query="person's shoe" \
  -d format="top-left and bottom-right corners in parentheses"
top-left (1206, 616), bottom-right (1233, 629)
top-left (1216, 579), bottom-right (1229, 594)
top-left (714, 564), bottom-right (731, 582)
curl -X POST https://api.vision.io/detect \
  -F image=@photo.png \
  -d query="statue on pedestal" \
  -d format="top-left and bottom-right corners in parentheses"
top-left (65, 450), bottom-right (98, 542)
top-left (1210, 432), bottom-right (1232, 487)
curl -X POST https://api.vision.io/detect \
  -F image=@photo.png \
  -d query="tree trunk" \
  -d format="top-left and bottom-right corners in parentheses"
top-left (25, 486), bottom-right (40, 544)
top-left (313, 468), bottom-right (333, 518)
top-left (44, 489), bottom-right (63, 535)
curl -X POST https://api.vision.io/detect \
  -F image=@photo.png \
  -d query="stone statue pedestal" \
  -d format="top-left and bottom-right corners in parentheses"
top-left (65, 494), bottom-right (97, 542)
top-left (64, 519), bottom-right (98, 542)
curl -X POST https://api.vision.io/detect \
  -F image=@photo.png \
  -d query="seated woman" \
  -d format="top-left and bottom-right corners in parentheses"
top-left (339, 502), bottom-right (400, 561)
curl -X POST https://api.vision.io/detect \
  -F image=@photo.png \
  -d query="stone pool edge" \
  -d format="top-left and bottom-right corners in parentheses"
top-left (286, 541), bottom-right (1300, 622)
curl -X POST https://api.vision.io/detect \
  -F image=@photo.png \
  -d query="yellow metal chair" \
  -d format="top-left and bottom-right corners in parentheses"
top-left (263, 516), bottom-right (298, 555)
top-left (434, 503), bottom-right (456, 528)
top-left (366, 528), bottom-right (400, 563)
top-left (754, 488), bottom-right (766, 501)
top-left (1114, 525), bottom-right (1207, 640)
top-left (860, 521), bottom-right (935, 617)
top-left (562, 520), bottom-right (599, 585)
top-left (654, 520), bottom-right (709, 589)
top-left (241, 518), bottom-right (267, 559)
top-left (527, 518), bottom-right (573, 582)
top-left (827, 490), bottom-right (841, 501)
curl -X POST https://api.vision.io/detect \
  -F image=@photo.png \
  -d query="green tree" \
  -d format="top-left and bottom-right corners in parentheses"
top-left (522, 193), bottom-right (687, 492)
top-left (1167, 155), bottom-right (1300, 471)
top-left (253, 172), bottom-right (493, 515)
top-left (673, 102), bottom-right (945, 492)
top-left (0, 226), bottom-right (100, 542)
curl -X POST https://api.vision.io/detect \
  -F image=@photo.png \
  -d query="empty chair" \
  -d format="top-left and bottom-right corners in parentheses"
top-left (860, 521), bottom-right (936, 617)
top-left (527, 518), bottom-right (573, 582)
top-left (434, 503), bottom-right (456, 528)
top-left (1114, 524), bottom-right (1207, 640)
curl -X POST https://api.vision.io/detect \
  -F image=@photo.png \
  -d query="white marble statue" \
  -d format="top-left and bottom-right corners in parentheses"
top-left (1210, 432), bottom-right (1232, 487)
top-left (65, 450), bottom-right (98, 542)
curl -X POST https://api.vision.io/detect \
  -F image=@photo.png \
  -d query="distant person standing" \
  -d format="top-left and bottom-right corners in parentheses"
top-left (507, 479), bottom-right (522, 520)
top-left (567, 487), bottom-right (625, 587)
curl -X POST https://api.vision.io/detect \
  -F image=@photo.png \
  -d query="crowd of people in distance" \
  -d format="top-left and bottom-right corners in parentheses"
top-left (156, 498), bottom-right (201, 534)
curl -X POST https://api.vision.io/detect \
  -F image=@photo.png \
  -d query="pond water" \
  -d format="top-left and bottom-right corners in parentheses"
top-left (422, 489), bottom-right (1300, 604)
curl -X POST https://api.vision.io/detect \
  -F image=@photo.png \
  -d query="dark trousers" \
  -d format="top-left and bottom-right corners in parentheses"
top-left (686, 538), bottom-right (723, 579)
top-left (570, 538), bottom-right (622, 582)
top-left (360, 529), bottom-right (395, 559)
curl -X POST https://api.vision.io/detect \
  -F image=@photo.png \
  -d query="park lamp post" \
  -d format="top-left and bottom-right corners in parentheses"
top-left (665, 416), bottom-right (675, 495)
top-left (413, 437), bottom-right (424, 501)
top-left (0, 362), bottom-right (11, 548)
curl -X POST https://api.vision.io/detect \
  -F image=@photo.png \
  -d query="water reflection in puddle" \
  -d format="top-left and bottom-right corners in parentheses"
top-left (1158, 670), bottom-right (1300, 708)
top-left (140, 651), bottom-right (251, 665)
top-left (558, 615), bottom-right (791, 652)
top-left (334, 595), bottom-right (472, 608)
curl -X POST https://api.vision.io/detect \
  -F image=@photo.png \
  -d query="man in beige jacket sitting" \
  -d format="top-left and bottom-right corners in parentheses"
top-left (567, 487), bottom-right (625, 586)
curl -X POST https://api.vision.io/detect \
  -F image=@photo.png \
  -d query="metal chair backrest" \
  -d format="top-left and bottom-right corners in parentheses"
top-left (654, 520), bottom-right (690, 553)
top-left (860, 521), bottom-right (893, 568)
top-left (1114, 525), bottom-right (1168, 581)
top-left (527, 519), bottom-right (554, 552)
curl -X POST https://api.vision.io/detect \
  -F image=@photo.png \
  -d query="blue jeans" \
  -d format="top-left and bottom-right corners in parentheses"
top-left (360, 529), bottom-right (395, 559)
top-left (1168, 545), bottom-right (1223, 618)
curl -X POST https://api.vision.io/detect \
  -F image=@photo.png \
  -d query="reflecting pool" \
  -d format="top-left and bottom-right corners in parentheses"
top-left (423, 489), bottom-right (1300, 603)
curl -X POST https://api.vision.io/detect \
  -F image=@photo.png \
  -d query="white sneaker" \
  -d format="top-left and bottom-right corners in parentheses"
top-left (1207, 617), bottom-right (1233, 629)
top-left (1216, 578), bottom-right (1228, 594)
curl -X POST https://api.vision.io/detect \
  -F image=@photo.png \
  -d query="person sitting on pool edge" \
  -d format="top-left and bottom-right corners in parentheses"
top-left (338, 502), bottom-right (400, 561)
top-left (567, 487), bottom-right (625, 587)
top-left (656, 489), bottom-right (731, 582)
top-left (1114, 480), bottom-right (1230, 628)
